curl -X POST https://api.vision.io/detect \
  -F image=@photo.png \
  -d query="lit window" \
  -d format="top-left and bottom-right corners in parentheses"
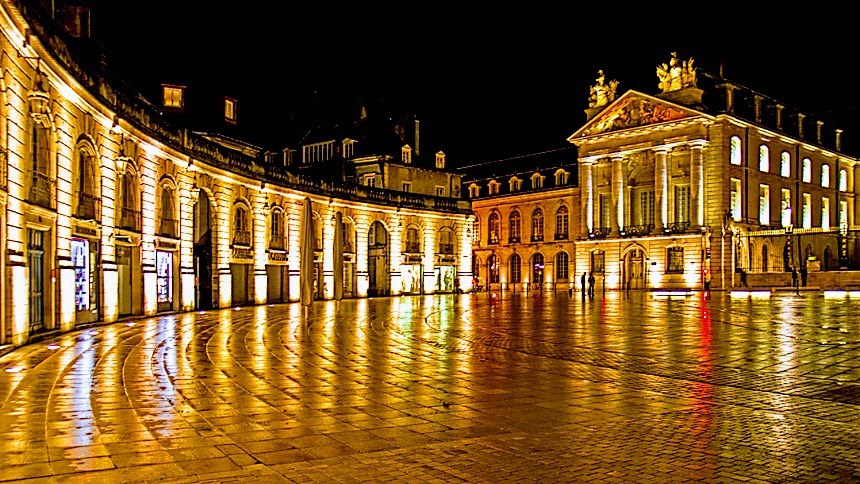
top-left (555, 206), bottom-right (569, 239)
top-left (532, 253), bottom-right (545, 283)
top-left (469, 185), bottom-right (479, 198)
top-left (509, 177), bottom-right (521, 192)
top-left (840, 200), bottom-right (848, 229)
top-left (509, 254), bottom-right (522, 283)
top-left (509, 211), bottom-right (521, 242)
top-left (488, 181), bottom-right (499, 195)
top-left (675, 186), bottom-right (690, 223)
top-left (365, 175), bottom-right (376, 187)
top-left (435, 186), bottom-right (444, 197)
top-left (435, 152), bottom-right (445, 169)
top-left (759, 184), bottom-right (770, 225)
top-left (555, 169), bottom-right (568, 185)
top-left (822, 198), bottom-right (830, 230)
top-left (780, 151), bottom-right (790, 177)
top-left (802, 158), bottom-right (811, 183)
top-left (781, 188), bottom-right (791, 227)
top-left (555, 252), bottom-right (569, 280)
top-left (488, 213), bottom-right (500, 244)
top-left (839, 169), bottom-right (848, 192)
top-left (639, 190), bottom-right (654, 226)
top-left (730, 136), bottom-right (742, 165)
top-left (162, 85), bottom-right (184, 109)
top-left (802, 193), bottom-right (811, 229)
top-left (224, 97), bottom-right (237, 123)
top-left (667, 246), bottom-right (684, 273)
top-left (822, 164), bottom-right (830, 188)
top-left (730, 178), bottom-right (742, 221)
top-left (531, 173), bottom-right (543, 189)
top-left (488, 254), bottom-right (500, 283)
top-left (402, 182), bottom-right (411, 193)
top-left (532, 208), bottom-right (544, 241)
top-left (401, 146), bottom-right (412, 164)
top-left (472, 218), bottom-right (480, 243)
top-left (759, 145), bottom-right (769, 172)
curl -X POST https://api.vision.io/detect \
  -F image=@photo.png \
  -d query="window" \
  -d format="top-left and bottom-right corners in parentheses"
top-left (468, 184), bottom-right (479, 198)
top-left (401, 146), bottom-right (411, 164)
top-left (343, 139), bottom-right (355, 159)
top-left (509, 254), bottom-right (522, 284)
top-left (435, 152), bottom-right (445, 169)
top-left (675, 186), bottom-right (690, 223)
top-left (555, 252), bottom-right (569, 280)
top-left (802, 158), bottom-right (812, 183)
top-left (509, 177), bottom-right (522, 192)
top-left (531, 173), bottom-right (543, 189)
top-left (802, 193), bottom-right (811, 229)
top-left (759, 145), bottom-right (769, 172)
top-left (401, 182), bottom-right (411, 193)
top-left (118, 171), bottom-right (140, 231)
top-left (781, 188), bottom-right (791, 227)
top-left (839, 169), bottom-right (848, 192)
top-left (840, 200), bottom-right (848, 229)
top-left (531, 208), bottom-right (544, 241)
top-left (30, 123), bottom-right (53, 208)
top-left (555, 169), bottom-right (568, 186)
top-left (639, 190), bottom-right (654, 226)
top-left (224, 97), bottom-right (237, 123)
top-left (471, 218), bottom-right (480, 244)
top-left (822, 198), bottom-right (830, 230)
top-left (75, 147), bottom-right (98, 220)
top-left (730, 178), bottom-right (742, 221)
top-left (591, 250), bottom-right (605, 273)
top-left (821, 164), bottom-right (830, 188)
top-left (555, 206), bottom-right (569, 239)
top-left (435, 186), bottom-right (444, 197)
top-left (509, 211), bottom-right (521, 242)
top-left (158, 186), bottom-right (177, 237)
top-left (532, 253), bottom-right (544, 284)
top-left (780, 151), bottom-right (790, 177)
top-left (488, 254), bottom-right (500, 284)
top-left (488, 212), bottom-right (500, 244)
top-left (667, 246), bottom-right (684, 273)
top-left (730, 136), bottom-right (742, 165)
top-left (488, 180), bottom-right (499, 195)
top-left (162, 85), bottom-right (184, 110)
top-left (599, 194), bottom-right (612, 229)
top-left (365, 175), bottom-right (376, 187)
top-left (759, 184), bottom-right (770, 225)
top-left (270, 210), bottom-right (285, 250)
top-left (405, 228), bottom-right (420, 253)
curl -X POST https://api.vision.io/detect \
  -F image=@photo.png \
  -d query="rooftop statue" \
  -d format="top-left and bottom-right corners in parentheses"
top-left (656, 52), bottom-right (697, 93)
top-left (588, 70), bottom-right (619, 108)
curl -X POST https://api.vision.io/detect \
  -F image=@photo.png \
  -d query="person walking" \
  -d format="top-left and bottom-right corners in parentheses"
top-left (587, 272), bottom-right (596, 298)
top-left (791, 266), bottom-right (799, 294)
top-left (580, 272), bottom-right (587, 299)
top-left (739, 268), bottom-right (748, 288)
top-left (800, 265), bottom-right (808, 287)
top-left (703, 268), bottom-right (712, 299)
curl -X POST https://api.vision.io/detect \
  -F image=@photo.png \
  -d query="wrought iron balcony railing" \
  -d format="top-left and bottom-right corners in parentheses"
top-left (531, 234), bottom-right (544, 242)
top-left (157, 217), bottom-right (178, 238)
top-left (554, 232), bottom-right (569, 240)
top-left (666, 221), bottom-right (690, 234)
top-left (439, 243), bottom-right (454, 254)
top-left (29, 172), bottom-right (56, 209)
top-left (75, 193), bottom-right (99, 220)
top-left (268, 236), bottom-right (286, 250)
top-left (621, 224), bottom-right (654, 237)
top-left (508, 236), bottom-right (520, 244)
top-left (589, 227), bottom-right (611, 239)
top-left (404, 241), bottom-right (421, 253)
top-left (232, 230), bottom-right (251, 247)
top-left (118, 207), bottom-right (141, 231)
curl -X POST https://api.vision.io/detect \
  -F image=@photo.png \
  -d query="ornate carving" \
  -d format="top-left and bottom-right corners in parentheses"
top-left (588, 70), bottom-right (619, 108)
top-left (583, 98), bottom-right (688, 136)
top-left (656, 52), bottom-right (697, 93)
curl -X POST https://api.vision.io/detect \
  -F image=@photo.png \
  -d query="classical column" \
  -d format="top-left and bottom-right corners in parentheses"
top-left (354, 213), bottom-right (370, 298)
top-left (611, 155), bottom-right (624, 233)
top-left (583, 160), bottom-right (594, 235)
top-left (287, 199), bottom-right (302, 302)
top-left (389, 213), bottom-right (402, 296)
top-left (654, 148), bottom-right (668, 232)
top-left (322, 206), bottom-right (336, 300)
top-left (423, 218), bottom-right (437, 294)
top-left (215, 185), bottom-right (233, 308)
top-left (457, 215), bottom-right (474, 292)
top-left (690, 141), bottom-right (705, 228)
top-left (253, 191), bottom-right (268, 305)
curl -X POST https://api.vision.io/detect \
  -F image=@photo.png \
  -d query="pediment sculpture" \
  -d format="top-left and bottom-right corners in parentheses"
top-left (656, 52), bottom-right (697, 93)
top-left (588, 70), bottom-right (619, 109)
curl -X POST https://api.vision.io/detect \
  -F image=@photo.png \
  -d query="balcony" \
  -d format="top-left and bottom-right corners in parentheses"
top-left (554, 232), bottom-right (569, 241)
top-left (232, 230), bottom-right (251, 247)
top-left (118, 207), bottom-right (141, 231)
top-left (29, 172), bottom-right (56, 210)
top-left (439, 243), bottom-right (454, 254)
top-left (508, 236), bottom-right (520, 244)
top-left (620, 224), bottom-right (654, 237)
top-left (157, 217), bottom-right (178, 238)
top-left (404, 241), bottom-right (421, 253)
top-left (531, 234), bottom-right (544, 242)
top-left (665, 221), bottom-right (690, 234)
top-left (268, 236), bottom-right (286, 251)
top-left (589, 227), bottom-right (611, 239)
top-left (75, 193), bottom-right (99, 220)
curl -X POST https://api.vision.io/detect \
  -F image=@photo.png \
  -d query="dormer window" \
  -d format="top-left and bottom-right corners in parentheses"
top-left (488, 180), bottom-right (500, 195)
top-left (162, 84), bottom-right (185, 111)
top-left (402, 145), bottom-right (412, 164)
top-left (224, 97), bottom-right (237, 124)
top-left (554, 169), bottom-right (569, 185)
top-left (342, 139), bottom-right (355, 158)
top-left (469, 184), bottom-right (480, 198)
top-left (509, 177), bottom-right (522, 192)
top-left (531, 173), bottom-right (544, 189)
top-left (435, 151), bottom-right (445, 169)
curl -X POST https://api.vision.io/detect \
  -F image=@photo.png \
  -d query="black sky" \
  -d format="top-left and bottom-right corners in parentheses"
top-left (86, 3), bottom-right (859, 168)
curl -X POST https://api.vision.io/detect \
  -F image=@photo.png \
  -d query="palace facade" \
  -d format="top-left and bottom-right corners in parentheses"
top-left (467, 53), bottom-right (860, 294)
top-left (0, 0), bottom-right (473, 349)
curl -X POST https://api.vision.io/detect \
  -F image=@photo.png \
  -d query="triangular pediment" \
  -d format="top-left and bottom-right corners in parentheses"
top-left (569, 90), bottom-right (705, 141)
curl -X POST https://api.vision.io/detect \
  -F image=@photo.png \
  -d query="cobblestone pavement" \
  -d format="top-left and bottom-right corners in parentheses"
top-left (2, 291), bottom-right (860, 483)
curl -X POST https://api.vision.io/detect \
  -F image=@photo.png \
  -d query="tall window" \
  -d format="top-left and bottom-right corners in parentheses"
top-left (667, 246), bottom-right (684, 273)
top-left (555, 206), bottom-right (569, 239)
top-left (802, 158), bottom-right (812, 183)
top-left (488, 254), bottom-right (500, 284)
top-left (224, 97), bottom-right (237, 123)
top-left (731, 178), bottom-right (742, 221)
top-left (488, 212), bottom-right (500, 244)
top-left (233, 206), bottom-right (250, 246)
top-left (119, 171), bottom-right (140, 231)
top-left (509, 211), bottom-right (521, 242)
top-left (640, 190), bottom-right (654, 226)
top-left (591, 250), bottom-right (605, 273)
top-left (802, 193), bottom-right (812, 229)
top-left (759, 184), bottom-right (770, 225)
top-left (730, 136), bottom-right (742, 165)
top-left (780, 151), bottom-right (791, 177)
top-left (675, 186), bottom-right (690, 223)
top-left (532, 253), bottom-right (544, 284)
top-left (822, 164), bottom-right (830, 188)
top-left (509, 254), bottom-right (522, 284)
top-left (780, 188), bottom-right (791, 227)
top-left (472, 218), bottom-right (480, 244)
top-left (822, 197), bottom-right (830, 230)
top-left (406, 228), bottom-right (420, 253)
top-left (532, 208), bottom-right (544, 241)
top-left (840, 200), bottom-right (848, 229)
top-left (555, 252), bottom-right (569, 280)
top-left (599, 194), bottom-right (612, 229)
top-left (159, 186), bottom-right (177, 237)
top-left (270, 210), bottom-right (284, 250)
top-left (75, 147), bottom-right (98, 219)
top-left (30, 123), bottom-right (53, 208)
top-left (839, 169), bottom-right (848, 192)
top-left (759, 145), bottom-right (769, 172)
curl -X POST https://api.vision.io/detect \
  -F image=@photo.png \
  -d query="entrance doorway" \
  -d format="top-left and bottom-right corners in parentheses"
top-left (193, 189), bottom-right (214, 310)
top-left (625, 248), bottom-right (646, 290)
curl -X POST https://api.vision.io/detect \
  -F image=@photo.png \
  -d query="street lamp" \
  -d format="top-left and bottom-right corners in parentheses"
top-left (721, 210), bottom-right (733, 290)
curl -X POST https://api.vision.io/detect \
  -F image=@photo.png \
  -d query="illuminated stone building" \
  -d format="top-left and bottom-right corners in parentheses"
top-left (467, 52), bottom-right (859, 294)
top-left (0, 0), bottom-right (473, 349)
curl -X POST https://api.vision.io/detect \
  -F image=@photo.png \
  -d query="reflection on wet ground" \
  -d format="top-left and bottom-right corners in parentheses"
top-left (1, 291), bottom-right (860, 482)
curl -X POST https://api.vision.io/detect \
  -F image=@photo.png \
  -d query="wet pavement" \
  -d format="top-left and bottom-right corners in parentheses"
top-left (2, 291), bottom-right (860, 483)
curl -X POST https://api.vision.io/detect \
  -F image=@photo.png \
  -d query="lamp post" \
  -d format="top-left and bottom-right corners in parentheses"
top-left (721, 210), bottom-right (733, 290)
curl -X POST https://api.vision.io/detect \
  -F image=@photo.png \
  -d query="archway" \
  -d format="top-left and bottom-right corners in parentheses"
top-left (193, 189), bottom-right (215, 310)
top-left (367, 221), bottom-right (390, 297)
top-left (624, 247), bottom-right (646, 290)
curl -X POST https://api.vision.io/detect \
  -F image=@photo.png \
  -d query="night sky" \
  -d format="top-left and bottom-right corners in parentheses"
top-left (86, 3), bottom-right (858, 170)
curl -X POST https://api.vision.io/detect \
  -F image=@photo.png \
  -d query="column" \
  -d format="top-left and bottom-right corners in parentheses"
top-left (323, 206), bottom-right (336, 300)
top-left (389, 213), bottom-right (403, 296)
top-left (139, 155), bottom-right (158, 316)
top-left (215, 185), bottom-right (233, 308)
top-left (287, 199), bottom-right (301, 302)
top-left (423, 218), bottom-right (437, 294)
top-left (691, 141), bottom-right (705, 228)
top-left (655, 148), bottom-right (668, 232)
top-left (354, 213), bottom-right (370, 297)
top-left (457, 215), bottom-right (474, 293)
top-left (179, 175), bottom-right (196, 310)
top-left (611, 155), bottom-right (624, 233)
top-left (253, 190), bottom-right (268, 304)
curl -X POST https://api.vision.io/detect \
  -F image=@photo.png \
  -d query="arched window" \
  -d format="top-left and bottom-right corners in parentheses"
top-left (509, 211), bottom-right (521, 242)
top-left (762, 245), bottom-right (769, 273)
top-left (270, 210), bottom-right (285, 250)
top-left (118, 170), bottom-right (140, 231)
top-left (406, 227), bottom-right (420, 253)
top-left (759, 145), bottom-right (769, 172)
top-left (30, 121), bottom-right (53, 209)
top-left (488, 254), bottom-right (500, 284)
top-left (158, 185), bottom-right (177, 237)
top-left (730, 136), bottom-right (742, 165)
top-left (555, 206), bottom-right (569, 239)
top-left (839, 169), bottom-right (848, 191)
top-left (488, 212), bottom-right (500, 244)
top-left (75, 146), bottom-right (99, 220)
top-left (233, 205), bottom-right (251, 246)
top-left (532, 253), bottom-right (544, 284)
top-left (532, 208), bottom-right (544, 241)
top-left (509, 254), bottom-right (522, 284)
top-left (780, 151), bottom-right (790, 177)
top-left (822, 164), bottom-right (830, 188)
top-left (555, 252), bottom-right (569, 280)
top-left (472, 217), bottom-right (480, 244)
top-left (802, 158), bottom-right (812, 182)
top-left (439, 228), bottom-right (454, 254)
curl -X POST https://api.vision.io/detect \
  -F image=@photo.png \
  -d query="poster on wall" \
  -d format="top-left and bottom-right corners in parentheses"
top-left (72, 238), bottom-right (89, 311)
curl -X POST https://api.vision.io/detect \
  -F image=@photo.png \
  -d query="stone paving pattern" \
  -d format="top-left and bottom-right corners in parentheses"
top-left (1, 291), bottom-right (860, 483)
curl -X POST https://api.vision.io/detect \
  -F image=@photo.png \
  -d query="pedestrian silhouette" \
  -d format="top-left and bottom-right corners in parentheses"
top-left (587, 272), bottom-right (596, 298)
top-left (800, 265), bottom-right (808, 287)
top-left (791, 266), bottom-right (799, 294)
top-left (739, 268), bottom-right (748, 288)
top-left (580, 272), bottom-right (587, 299)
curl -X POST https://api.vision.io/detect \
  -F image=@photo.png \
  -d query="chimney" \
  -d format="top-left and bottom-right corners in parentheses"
top-left (775, 104), bottom-right (784, 131)
top-left (414, 119), bottom-right (420, 157)
top-left (797, 113), bottom-right (805, 139)
top-left (817, 120), bottom-right (824, 144)
top-left (754, 95), bottom-right (762, 123)
top-left (836, 129), bottom-right (843, 152)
